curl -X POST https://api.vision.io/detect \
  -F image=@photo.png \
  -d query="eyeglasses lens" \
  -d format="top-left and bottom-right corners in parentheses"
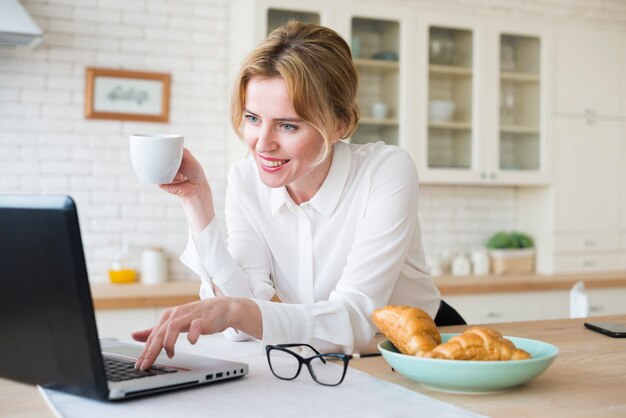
top-left (308, 355), bottom-right (345, 386)
top-left (268, 348), bottom-right (300, 379)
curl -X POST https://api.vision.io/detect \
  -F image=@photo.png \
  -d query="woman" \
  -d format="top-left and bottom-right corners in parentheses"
top-left (133, 21), bottom-right (463, 371)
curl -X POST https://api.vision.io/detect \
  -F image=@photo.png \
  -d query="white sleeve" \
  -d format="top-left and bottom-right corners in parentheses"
top-left (255, 149), bottom-right (423, 354)
top-left (179, 171), bottom-right (275, 301)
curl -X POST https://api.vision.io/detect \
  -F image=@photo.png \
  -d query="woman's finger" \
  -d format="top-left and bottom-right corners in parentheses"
top-left (162, 314), bottom-right (194, 358)
top-left (131, 328), bottom-right (153, 342)
top-left (187, 318), bottom-right (205, 345)
top-left (134, 308), bottom-right (175, 369)
top-left (139, 326), bottom-right (167, 370)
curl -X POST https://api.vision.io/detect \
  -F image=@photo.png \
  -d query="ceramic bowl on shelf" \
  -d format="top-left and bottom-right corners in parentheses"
top-left (429, 100), bottom-right (455, 122)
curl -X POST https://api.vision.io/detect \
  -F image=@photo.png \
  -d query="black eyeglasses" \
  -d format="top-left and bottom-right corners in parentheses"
top-left (265, 343), bottom-right (380, 386)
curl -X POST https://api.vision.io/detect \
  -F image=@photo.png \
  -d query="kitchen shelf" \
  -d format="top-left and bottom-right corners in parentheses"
top-left (354, 58), bottom-right (399, 71)
top-left (429, 64), bottom-right (472, 77)
top-left (360, 116), bottom-right (399, 126)
top-left (429, 121), bottom-right (472, 130)
top-left (500, 72), bottom-right (540, 83)
top-left (500, 124), bottom-right (539, 134)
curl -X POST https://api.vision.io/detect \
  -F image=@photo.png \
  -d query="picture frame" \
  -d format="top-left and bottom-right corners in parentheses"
top-left (84, 67), bottom-right (171, 123)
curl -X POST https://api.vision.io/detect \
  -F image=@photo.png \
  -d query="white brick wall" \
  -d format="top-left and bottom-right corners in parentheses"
top-left (1, 0), bottom-right (624, 283)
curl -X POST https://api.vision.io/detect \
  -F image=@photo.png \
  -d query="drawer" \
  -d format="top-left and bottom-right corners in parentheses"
top-left (588, 288), bottom-right (626, 316)
top-left (553, 253), bottom-right (622, 273)
top-left (554, 233), bottom-right (620, 253)
top-left (444, 291), bottom-right (569, 325)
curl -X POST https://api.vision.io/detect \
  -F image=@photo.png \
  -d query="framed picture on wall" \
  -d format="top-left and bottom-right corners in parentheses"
top-left (84, 67), bottom-right (171, 123)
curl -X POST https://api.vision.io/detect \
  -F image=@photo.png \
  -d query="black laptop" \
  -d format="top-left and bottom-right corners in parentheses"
top-left (0, 195), bottom-right (248, 400)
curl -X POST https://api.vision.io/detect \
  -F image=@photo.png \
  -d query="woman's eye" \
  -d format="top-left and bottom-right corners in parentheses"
top-left (281, 123), bottom-right (297, 132)
top-left (245, 114), bottom-right (259, 123)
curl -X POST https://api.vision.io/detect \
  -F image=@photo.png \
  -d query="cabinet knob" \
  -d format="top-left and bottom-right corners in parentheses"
top-left (481, 171), bottom-right (487, 179)
top-left (582, 259), bottom-right (596, 267)
top-left (584, 108), bottom-right (596, 125)
top-left (483, 310), bottom-right (501, 318)
top-left (589, 305), bottom-right (603, 313)
top-left (489, 172), bottom-right (496, 179)
top-left (581, 239), bottom-right (595, 248)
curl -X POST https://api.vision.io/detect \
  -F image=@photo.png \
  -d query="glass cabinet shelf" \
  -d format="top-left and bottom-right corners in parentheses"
top-left (360, 117), bottom-right (399, 126)
top-left (429, 64), bottom-right (472, 77)
top-left (429, 121), bottom-right (471, 130)
top-left (354, 58), bottom-right (399, 70)
top-left (351, 16), bottom-right (400, 146)
top-left (500, 72), bottom-right (540, 82)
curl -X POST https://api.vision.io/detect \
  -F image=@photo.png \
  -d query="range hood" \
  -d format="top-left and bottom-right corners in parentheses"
top-left (0, 0), bottom-right (44, 47)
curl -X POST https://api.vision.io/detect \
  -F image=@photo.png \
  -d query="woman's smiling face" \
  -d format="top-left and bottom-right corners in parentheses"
top-left (242, 76), bottom-right (336, 205)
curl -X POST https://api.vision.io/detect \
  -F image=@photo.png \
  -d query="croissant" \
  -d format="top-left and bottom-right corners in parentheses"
top-left (371, 305), bottom-right (441, 356)
top-left (420, 327), bottom-right (531, 361)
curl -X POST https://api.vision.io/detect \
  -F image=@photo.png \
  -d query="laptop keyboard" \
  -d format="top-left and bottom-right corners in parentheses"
top-left (103, 356), bottom-right (179, 382)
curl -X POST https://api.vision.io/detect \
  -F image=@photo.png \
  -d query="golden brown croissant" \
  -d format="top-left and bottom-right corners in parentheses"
top-left (420, 327), bottom-right (531, 361)
top-left (371, 305), bottom-right (441, 356)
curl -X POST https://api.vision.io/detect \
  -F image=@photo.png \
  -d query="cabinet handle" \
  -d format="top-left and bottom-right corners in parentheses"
top-left (489, 172), bottom-right (496, 180)
top-left (589, 305), bottom-right (603, 313)
top-left (483, 310), bottom-right (501, 318)
top-left (481, 171), bottom-right (487, 179)
top-left (581, 239), bottom-right (595, 248)
top-left (582, 259), bottom-right (596, 267)
top-left (584, 108), bottom-right (596, 125)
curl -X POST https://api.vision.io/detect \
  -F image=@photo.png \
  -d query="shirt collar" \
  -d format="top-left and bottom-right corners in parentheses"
top-left (270, 141), bottom-right (351, 218)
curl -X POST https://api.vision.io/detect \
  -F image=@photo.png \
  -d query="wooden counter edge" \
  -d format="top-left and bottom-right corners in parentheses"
top-left (90, 272), bottom-right (626, 310)
top-left (91, 281), bottom-right (200, 310)
top-left (435, 272), bottom-right (626, 295)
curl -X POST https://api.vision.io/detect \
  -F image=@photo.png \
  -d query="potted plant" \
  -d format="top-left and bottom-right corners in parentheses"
top-left (485, 231), bottom-right (535, 275)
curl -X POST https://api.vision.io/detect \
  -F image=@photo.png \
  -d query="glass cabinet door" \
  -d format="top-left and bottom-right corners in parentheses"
top-left (426, 26), bottom-right (474, 169)
top-left (350, 17), bottom-right (400, 146)
top-left (267, 8), bottom-right (320, 35)
top-left (498, 34), bottom-right (541, 172)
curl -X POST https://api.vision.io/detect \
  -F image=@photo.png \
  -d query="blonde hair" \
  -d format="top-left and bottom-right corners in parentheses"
top-left (231, 21), bottom-right (360, 164)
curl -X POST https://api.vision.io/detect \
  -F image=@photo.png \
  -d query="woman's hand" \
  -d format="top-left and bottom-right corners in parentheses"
top-left (159, 148), bottom-right (216, 236)
top-left (159, 148), bottom-right (207, 199)
top-left (131, 297), bottom-right (262, 371)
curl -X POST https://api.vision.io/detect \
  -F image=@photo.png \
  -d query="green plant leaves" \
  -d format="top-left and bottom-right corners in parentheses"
top-left (486, 231), bottom-right (534, 249)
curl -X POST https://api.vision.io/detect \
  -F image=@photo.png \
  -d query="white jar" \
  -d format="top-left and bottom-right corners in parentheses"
top-left (140, 248), bottom-right (168, 285)
top-left (451, 253), bottom-right (471, 276)
top-left (471, 250), bottom-right (490, 275)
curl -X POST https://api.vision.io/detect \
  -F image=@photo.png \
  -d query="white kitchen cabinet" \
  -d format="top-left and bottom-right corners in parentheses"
top-left (588, 288), bottom-right (626, 316)
top-left (519, 116), bottom-right (624, 274)
top-left (445, 286), bottom-right (626, 325)
top-left (554, 26), bottom-right (624, 118)
top-left (95, 308), bottom-right (161, 342)
top-left (228, 2), bottom-right (552, 186)
top-left (444, 290), bottom-right (569, 325)
top-left (335, 2), bottom-right (410, 150)
top-left (553, 118), bottom-right (621, 232)
top-left (415, 14), bottom-right (551, 185)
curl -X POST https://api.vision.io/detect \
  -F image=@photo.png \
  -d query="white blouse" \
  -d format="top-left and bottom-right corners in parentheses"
top-left (179, 141), bottom-right (441, 353)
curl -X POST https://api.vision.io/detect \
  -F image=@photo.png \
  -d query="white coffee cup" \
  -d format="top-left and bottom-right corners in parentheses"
top-left (129, 134), bottom-right (183, 184)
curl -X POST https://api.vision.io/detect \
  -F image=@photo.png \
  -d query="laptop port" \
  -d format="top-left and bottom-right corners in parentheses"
top-left (206, 374), bottom-right (213, 380)
top-left (216, 372), bottom-right (223, 378)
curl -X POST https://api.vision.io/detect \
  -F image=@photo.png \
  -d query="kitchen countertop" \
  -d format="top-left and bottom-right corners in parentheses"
top-left (3, 314), bottom-right (626, 417)
top-left (432, 271), bottom-right (626, 295)
top-left (90, 272), bottom-right (626, 310)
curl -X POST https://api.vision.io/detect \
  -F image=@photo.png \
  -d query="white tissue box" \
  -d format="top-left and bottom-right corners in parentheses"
top-left (490, 249), bottom-right (534, 275)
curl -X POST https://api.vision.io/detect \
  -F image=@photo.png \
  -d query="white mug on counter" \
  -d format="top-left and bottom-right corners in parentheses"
top-left (129, 133), bottom-right (184, 184)
top-left (140, 247), bottom-right (168, 285)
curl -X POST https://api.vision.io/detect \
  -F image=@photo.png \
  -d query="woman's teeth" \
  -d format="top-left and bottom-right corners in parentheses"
top-left (260, 158), bottom-right (288, 167)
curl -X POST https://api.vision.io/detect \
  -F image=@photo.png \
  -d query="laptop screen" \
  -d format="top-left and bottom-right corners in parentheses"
top-left (0, 195), bottom-right (108, 399)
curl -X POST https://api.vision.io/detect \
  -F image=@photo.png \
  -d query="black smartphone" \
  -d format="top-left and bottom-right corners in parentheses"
top-left (584, 322), bottom-right (626, 338)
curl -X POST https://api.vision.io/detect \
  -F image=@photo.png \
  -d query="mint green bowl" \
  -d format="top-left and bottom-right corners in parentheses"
top-left (378, 333), bottom-right (558, 394)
